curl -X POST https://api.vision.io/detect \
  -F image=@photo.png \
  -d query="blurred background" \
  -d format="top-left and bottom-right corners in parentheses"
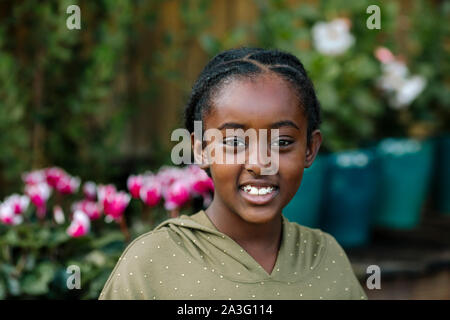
top-left (0, 0), bottom-right (448, 299)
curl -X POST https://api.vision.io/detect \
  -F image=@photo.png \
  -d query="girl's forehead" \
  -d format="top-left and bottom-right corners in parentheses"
top-left (206, 74), bottom-right (306, 128)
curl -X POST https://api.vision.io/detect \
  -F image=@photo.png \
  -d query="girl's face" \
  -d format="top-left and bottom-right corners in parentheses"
top-left (194, 73), bottom-right (322, 225)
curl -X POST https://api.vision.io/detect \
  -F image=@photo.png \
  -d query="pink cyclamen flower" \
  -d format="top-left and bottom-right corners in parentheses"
top-left (22, 169), bottom-right (46, 185)
top-left (187, 166), bottom-right (214, 195)
top-left (156, 166), bottom-right (184, 190)
top-left (374, 47), bottom-right (395, 64)
top-left (140, 176), bottom-right (162, 207)
top-left (184, 166), bottom-right (214, 208)
top-left (163, 179), bottom-right (190, 211)
top-left (97, 184), bottom-right (117, 207)
top-left (83, 181), bottom-right (97, 200)
top-left (53, 205), bottom-right (65, 224)
top-left (103, 191), bottom-right (131, 221)
top-left (67, 210), bottom-right (90, 237)
top-left (25, 182), bottom-right (52, 218)
top-left (55, 174), bottom-right (80, 195)
top-left (36, 205), bottom-right (46, 219)
top-left (45, 167), bottom-right (67, 188)
top-left (0, 202), bottom-right (23, 225)
top-left (72, 199), bottom-right (102, 220)
top-left (4, 194), bottom-right (29, 215)
top-left (127, 175), bottom-right (144, 199)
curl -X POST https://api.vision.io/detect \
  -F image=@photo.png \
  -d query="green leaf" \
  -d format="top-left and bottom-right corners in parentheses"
top-left (24, 254), bottom-right (36, 272)
top-left (21, 262), bottom-right (56, 296)
top-left (0, 278), bottom-right (6, 299)
top-left (91, 231), bottom-right (124, 250)
top-left (7, 276), bottom-right (21, 296)
top-left (351, 90), bottom-right (383, 116)
top-left (84, 250), bottom-right (108, 267)
top-left (199, 34), bottom-right (221, 55)
top-left (81, 268), bottom-right (111, 300)
top-left (316, 83), bottom-right (339, 111)
top-left (48, 229), bottom-right (71, 248)
top-left (3, 229), bottom-right (20, 245)
top-left (0, 263), bottom-right (16, 276)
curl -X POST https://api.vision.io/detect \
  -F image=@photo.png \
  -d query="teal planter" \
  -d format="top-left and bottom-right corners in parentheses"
top-left (320, 149), bottom-right (377, 248)
top-left (434, 134), bottom-right (450, 215)
top-left (283, 155), bottom-right (327, 228)
top-left (374, 138), bottom-right (435, 229)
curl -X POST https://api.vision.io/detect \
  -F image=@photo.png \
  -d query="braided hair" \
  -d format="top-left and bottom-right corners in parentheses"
top-left (184, 47), bottom-right (321, 147)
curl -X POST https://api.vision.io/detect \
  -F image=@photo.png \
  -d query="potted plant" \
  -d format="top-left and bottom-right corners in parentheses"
top-left (282, 154), bottom-right (328, 228)
top-left (374, 138), bottom-right (435, 229)
top-left (320, 149), bottom-right (378, 247)
top-left (370, 0), bottom-right (447, 227)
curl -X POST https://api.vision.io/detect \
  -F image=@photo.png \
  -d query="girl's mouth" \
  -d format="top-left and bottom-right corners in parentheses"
top-left (238, 184), bottom-right (279, 205)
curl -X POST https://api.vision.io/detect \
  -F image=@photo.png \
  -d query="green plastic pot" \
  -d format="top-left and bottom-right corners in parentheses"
top-left (433, 134), bottom-right (450, 215)
top-left (283, 155), bottom-right (327, 228)
top-left (320, 149), bottom-right (377, 248)
top-left (374, 138), bottom-right (435, 229)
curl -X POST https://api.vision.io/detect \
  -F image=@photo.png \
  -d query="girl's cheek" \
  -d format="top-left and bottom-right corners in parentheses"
top-left (280, 150), bottom-right (305, 169)
top-left (210, 163), bottom-right (239, 182)
top-left (280, 156), bottom-right (305, 186)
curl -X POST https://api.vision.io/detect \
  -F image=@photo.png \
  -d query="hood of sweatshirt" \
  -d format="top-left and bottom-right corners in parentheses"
top-left (153, 210), bottom-right (327, 283)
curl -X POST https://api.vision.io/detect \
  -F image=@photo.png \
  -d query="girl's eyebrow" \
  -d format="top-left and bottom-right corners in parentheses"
top-left (217, 121), bottom-right (300, 130)
top-left (271, 120), bottom-right (300, 130)
top-left (217, 122), bottom-right (245, 130)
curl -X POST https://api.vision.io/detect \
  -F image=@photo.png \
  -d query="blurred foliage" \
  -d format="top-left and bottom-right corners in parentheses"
top-left (1, 0), bottom-right (447, 194)
top-left (0, 0), bottom-right (163, 198)
top-left (199, 0), bottom-right (449, 151)
top-left (0, 183), bottom-right (177, 299)
top-left (0, 219), bottom-right (125, 299)
top-left (0, 0), bottom-right (448, 299)
top-left (393, 0), bottom-right (450, 138)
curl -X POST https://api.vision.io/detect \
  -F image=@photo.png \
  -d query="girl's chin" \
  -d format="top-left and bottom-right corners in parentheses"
top-left (235, 206), bottom-right (281, 224)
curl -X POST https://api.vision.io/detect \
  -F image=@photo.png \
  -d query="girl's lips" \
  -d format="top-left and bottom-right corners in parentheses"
top-left (238, 187), bottom-right (279, 205)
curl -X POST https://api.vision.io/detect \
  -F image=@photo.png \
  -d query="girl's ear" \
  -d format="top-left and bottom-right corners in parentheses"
top-left (304, 129), bottom-right (322, 168)
top-left (191, 132), bottom-right (210, 170)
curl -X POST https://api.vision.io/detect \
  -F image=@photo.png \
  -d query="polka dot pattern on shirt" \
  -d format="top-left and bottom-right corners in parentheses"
top-left (99, 211), bottom-right (368, 300)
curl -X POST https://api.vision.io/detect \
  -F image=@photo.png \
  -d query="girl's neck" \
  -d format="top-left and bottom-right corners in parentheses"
top-left (204, 199), bottom-right (283, 251)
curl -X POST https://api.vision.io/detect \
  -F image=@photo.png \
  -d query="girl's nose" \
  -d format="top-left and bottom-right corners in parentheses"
top-left (244, 162), bottom-right (262, 176)
top-left (244, 142), bottom-right (271, 176)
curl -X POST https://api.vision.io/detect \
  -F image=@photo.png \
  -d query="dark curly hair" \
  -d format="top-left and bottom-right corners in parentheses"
top-left (184, 47), bottom-right (321, 147)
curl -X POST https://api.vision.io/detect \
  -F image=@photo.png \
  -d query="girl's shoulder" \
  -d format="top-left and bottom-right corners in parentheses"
top-left (284, 220), bottom-right (367, 299)
top-left (283, 218), bottom-right (351, 267)
top-left (283, 218), bottom-right (331, 249)
top-left (118, 225), bottom-right (176, 261)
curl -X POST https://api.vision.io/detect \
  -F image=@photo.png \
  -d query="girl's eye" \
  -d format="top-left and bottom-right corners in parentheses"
top-left (272, 139), bottom-right (293, 147)
top-left (223, 137), bottom-right (245, 148)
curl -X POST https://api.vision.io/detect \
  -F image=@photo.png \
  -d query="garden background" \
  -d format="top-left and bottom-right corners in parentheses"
top-left (0, 0), bottom-right (449, 299)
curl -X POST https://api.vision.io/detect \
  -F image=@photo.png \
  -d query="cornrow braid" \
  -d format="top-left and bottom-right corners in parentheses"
top-left (184, 47), bottom-right (321, 146)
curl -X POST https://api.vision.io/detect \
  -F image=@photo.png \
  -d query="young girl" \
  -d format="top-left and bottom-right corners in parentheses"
top-left (99, 48), bottom-right (367, 300)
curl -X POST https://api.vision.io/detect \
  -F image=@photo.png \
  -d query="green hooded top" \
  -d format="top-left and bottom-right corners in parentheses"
top-left (99, 210), bottom-right (367, 300)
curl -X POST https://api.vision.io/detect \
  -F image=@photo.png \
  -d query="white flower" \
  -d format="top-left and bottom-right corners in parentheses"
top-left (53, 205), bottom-right (65, 224)
top-left (0, 202), bottom-right (23, 225)
top-left (312, 18), bottom-right (355, 56)
top-left (377, 61), bottom-right (409, 92)
top-left (390, 75), bottom-right (427, 109)
top-left (376, 56), bottom-right (427, 109)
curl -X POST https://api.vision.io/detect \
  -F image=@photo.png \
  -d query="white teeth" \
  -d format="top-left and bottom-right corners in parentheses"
top-left (258, 188), bottom-right (269, 195)
top-left (241, 185), bottom-right (274, 195)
